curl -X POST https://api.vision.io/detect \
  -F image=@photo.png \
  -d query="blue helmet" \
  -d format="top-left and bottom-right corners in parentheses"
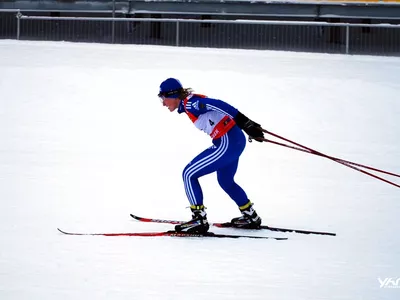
top-left (158, 78), bottom-right (183, 98)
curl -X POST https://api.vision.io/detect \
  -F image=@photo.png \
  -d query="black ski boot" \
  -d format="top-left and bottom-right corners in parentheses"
top-left (231, 201), bottom-right (262, 229)
top-left (175, 205), bottom-right (210, 234)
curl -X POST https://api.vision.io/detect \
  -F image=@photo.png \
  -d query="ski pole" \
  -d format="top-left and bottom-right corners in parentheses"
top-left (260, 129), bottom-right (400, 189)
top-left (260, 137), bottom-right (400, 178)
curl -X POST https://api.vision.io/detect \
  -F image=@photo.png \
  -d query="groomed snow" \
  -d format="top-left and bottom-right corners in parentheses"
top-left (0, 40), bottom-right (399, 300)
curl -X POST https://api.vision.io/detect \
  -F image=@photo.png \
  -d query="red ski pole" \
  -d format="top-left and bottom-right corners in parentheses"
top-left (260, 129), bottom-right (400, 189)
top-left (261, 137), bottom-right (400, 178)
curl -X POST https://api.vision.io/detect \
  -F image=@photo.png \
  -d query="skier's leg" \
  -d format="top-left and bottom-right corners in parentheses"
top-left (177, 134), bottom-right (231, 233)
top-left (182, 134), bottom-right (230, 206)
top-left (216, 159), bottom-right (248, 207)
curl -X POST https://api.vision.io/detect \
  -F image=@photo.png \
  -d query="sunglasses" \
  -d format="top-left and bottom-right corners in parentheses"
top-left (158, 88), bottom-right (182, 99)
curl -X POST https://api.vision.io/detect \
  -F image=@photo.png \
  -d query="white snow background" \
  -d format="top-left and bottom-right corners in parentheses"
top-left (0, 40), bottom-right (399, 300)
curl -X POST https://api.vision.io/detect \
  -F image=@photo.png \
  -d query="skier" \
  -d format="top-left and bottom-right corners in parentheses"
top-left (158, 78), bottom-right (265, 234)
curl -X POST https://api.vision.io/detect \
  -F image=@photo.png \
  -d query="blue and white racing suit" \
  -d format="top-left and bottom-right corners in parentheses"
top-left (178, 93), bottom-right (249, 207)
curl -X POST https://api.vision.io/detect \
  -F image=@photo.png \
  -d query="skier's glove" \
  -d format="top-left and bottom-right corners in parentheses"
top-left (234, 111), bottom-right (264, 142)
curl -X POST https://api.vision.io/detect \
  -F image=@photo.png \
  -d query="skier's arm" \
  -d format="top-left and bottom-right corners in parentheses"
top-left (188, 97), bottom-right (265, 141)
top-left (187, 97), bottom-right (238, 118)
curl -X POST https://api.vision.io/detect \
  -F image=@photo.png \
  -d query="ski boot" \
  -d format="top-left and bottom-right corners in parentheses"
top-left (175, 205), bottom-right (210, 234)
top-left (231, 201), bottom-right (262, 229)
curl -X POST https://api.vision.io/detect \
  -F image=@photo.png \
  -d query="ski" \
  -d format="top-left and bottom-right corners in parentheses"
top-left (130, 214), bottom-right (336, 236)
top-left (57, 228), bottom-right (287, 240)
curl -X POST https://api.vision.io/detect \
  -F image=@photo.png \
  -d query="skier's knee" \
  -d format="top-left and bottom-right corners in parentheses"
top-left (183, 163), bottom-right (196, 183)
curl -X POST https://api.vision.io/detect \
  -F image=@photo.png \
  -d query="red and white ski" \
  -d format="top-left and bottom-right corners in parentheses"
top-left (130, 214), bottom-right (336, 236)
top-left (57, 228), bottom-right (287, 240)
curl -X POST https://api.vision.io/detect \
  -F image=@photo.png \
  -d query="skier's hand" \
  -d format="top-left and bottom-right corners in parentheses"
top-left (243, 120), bottom-right (264, 142)
top-left (234, 111), bottom-right (264, 142)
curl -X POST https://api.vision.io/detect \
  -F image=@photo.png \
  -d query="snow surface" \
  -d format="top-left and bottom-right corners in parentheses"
top-left (0, 40), bottom-right (399, 300)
